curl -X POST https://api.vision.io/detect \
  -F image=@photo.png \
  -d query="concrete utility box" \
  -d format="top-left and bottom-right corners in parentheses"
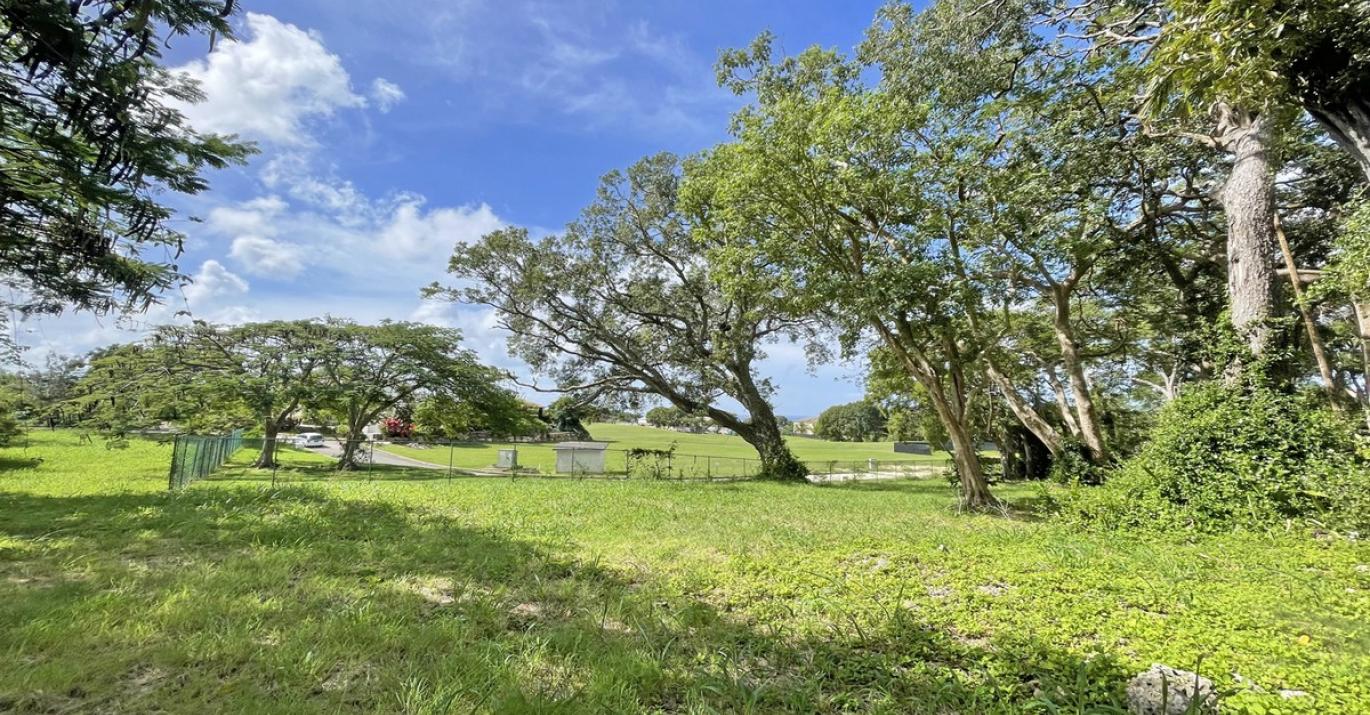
top-left (553, 442), bottom-right (608, 474)
top-left (893, 441), bottom-right (932, 455)
top-left (496, 449), bottom-right (518, 469)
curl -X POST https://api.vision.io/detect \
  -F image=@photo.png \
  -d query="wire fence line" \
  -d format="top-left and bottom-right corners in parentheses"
top-left (254, 436), bottom-right (961, 484)
top-left (167, 429), bottom-right (245, 490)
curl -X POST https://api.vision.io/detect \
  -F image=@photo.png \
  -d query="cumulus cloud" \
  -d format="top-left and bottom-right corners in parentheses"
top-left (380, 201), bottom-right (503, 258)
top-left (369, 78), bottom-right (406, 112)
top-left (173, 13), bottom-right (364, 144)
top-left (229, 235), bottom-right (306, 279)
top-left (172, 260), bottom-right (260, 325)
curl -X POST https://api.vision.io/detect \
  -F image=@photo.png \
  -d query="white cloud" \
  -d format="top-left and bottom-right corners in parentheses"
top-left (229, 235), bottom-right (305, 279)
top-left (260, 154), bottom-right (378, 225)
top-left (208, 195), bottom-right (287, 236)
top-left (173, 13), bottom-right (365, 144)
top-left (369, 78), bottom-right (407, 112)
top-left (380, 201), bottom-right (503, 258)
top-left (183, 260), bottom-right (249, 305)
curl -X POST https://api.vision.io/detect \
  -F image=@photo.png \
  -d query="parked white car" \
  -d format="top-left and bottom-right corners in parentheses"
top-left (295, 432), bottom-right (326, 448)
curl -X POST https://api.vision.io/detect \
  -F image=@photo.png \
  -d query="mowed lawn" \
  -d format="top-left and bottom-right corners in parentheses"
top-left (379, 423), bottom-right (950, 476)
top-left (1, 432), bottom-right (1367, 713)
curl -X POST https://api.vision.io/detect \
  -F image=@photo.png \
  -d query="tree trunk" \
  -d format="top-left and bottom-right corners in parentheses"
top-left (336, 438), bottom-right (361, 470)
top-left (707, 401), bottom-right (807, 482)
top-left (1045, 368), bottom-right (1082, 438)
top-left (1307, 99), bottom-right (1370, 182)
top-left (1274, 212), bottom-right (1340, 405)
top-left (1353, 301), bottom-right (1370, 431)
top-left (253, 422), bottom-right (279, 469)
top-left (924, 381), bottom-right (995, 509)
top-left (1216, 105), bottom-right (1279, 370)
top-left (986, 362), bottom-right (1064, 457)
top-left (1051, 287), bottom-right (1109, 464)
top-left (336, 412), bottom-right (369, 470)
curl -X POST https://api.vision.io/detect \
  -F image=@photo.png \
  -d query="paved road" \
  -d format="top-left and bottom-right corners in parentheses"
top-left (314, 439), bottom-right (450, 470)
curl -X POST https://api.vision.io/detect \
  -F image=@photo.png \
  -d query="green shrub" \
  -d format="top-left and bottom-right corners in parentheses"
top-left (1047, 440), bottom-right (1104, 486)
top-left (0, 411), bottom-right (22, 447)
top-left (1055, 382), bottom-right (1369, 533)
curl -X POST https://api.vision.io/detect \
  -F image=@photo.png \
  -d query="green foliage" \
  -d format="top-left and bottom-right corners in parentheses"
top-left (1056, 382), bottom-right (1369, 532)
top-left (1315, 193), bottom-right (1370, 301)
top-left (1046, 440), bottom-right (1105, 486)
top-left (412, 393), bottom-right (541, 440)
top-left (1147, 0), bottom-right (1370, 125)
top-left (431, 153), bottom-right (806, 475)
top-left (883, 408), bottom-right (921, 442)
top-left (813, 401), bottom-right (886, 442)
top-left (0, 1), bottom-right (254, 338)
top-left (0, 386), bottom-right (24, 447)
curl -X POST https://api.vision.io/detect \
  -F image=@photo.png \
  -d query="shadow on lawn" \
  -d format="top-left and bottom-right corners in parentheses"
top-left (0, 485), bottom-right (1130, 713)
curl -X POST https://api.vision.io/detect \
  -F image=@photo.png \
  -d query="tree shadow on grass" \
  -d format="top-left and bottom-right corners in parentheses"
top-left (0, 485), bottom-right (1131, 713)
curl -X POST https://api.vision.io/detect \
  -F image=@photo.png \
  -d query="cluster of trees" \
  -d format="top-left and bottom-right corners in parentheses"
top-left (4, 1), bottom-right (1368, 513)
top-left (58, 319), bottom-right (519, 469)
top-left (812, 401), bottom-right (886, 443)
top-left (437, 0), bottom-right (1370, 506)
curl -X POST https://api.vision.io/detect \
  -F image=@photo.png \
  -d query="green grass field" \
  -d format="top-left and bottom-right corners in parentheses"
top-left (2, 431), bottom-right (1367, 713)
top-left (378, 423), bottom-right (950, 476)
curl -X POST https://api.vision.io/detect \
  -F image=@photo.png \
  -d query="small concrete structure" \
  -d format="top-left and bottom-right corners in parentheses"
top-left (496, 449), bottom-right (518, 469)
top-left (553, 441), bottom-right (609, 474)
top-left (893, 441), bottom-right (933, 455)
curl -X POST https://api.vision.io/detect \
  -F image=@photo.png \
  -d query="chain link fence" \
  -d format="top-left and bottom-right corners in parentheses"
top-left (252, 436), bottom-right (961, 484)
top-left (167, 429), bottom-right (245, 490)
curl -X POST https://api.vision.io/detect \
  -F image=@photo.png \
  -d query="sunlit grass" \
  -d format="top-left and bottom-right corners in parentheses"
top-left (1, 430), bottom-right (1366, 713)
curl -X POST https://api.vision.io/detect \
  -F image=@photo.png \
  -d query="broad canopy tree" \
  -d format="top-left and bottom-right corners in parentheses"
top-left (147, 320), bottom-right (334, 468)
top-left (314, 320), bottom-right (510, 470)
top-left (429, 154), bottom-right (812, 481)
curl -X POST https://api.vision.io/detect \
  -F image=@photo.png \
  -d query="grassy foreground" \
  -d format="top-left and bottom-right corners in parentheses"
top-left (378, 422), bottom-right (948, 475)
top-left (1, 431), bottom-right (1367, 713)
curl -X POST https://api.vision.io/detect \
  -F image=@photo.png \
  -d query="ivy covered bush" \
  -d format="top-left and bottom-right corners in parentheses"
top-left (1056, 382), bottom-right (1370, 533)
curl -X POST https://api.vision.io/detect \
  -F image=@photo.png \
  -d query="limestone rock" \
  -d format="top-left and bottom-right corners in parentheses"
top-left (1126, 664), bottom-right (1218, 715)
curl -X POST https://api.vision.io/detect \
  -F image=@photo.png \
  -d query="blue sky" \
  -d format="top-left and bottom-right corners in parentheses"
top-left (20, 0), bottom-right (893, 418)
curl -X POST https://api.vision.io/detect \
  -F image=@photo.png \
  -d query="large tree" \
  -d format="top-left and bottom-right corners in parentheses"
top-left (313, 320), bottom-right (507, 470)
top-left (0, 1), bottom-right (253, 356)
top-left (150, 321), bottom-right (335, 468)
top-left (692, 44), bottom-right (1000, 506)
top-left (429, 154), bottom-right (811, 481)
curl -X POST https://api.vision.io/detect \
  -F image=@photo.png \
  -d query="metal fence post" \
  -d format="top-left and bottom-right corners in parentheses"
top-left (167, 435), bottom-right (180, 490)
top-left (447, 440), bottom-right (455, 482)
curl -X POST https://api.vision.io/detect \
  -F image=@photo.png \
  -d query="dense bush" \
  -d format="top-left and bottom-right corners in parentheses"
top-left (1055, 382), bottom-right (1370, 533)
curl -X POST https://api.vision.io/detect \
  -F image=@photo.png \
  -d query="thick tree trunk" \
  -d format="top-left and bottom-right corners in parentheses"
top-left (924, 381), bottom-right (995, 509)
top-left (986, 362), bottom-right (1064, 457)
top-left (336, 437), bottom-right (365, 471)
top-left (1216, 105), bottom-right (1279, 369)
top-left (945, 410), bottom-right (995, 508)
top-left (708, 400), bottom-right (807, 482)
top-left (1051, 287), bottom-right (1109, 464)
top-left (1307, 99), bottom-right (1370, 182)
top-left (336, 412), bottom-right (369, 471)
top-left (253, 422), bottom-right (279, 469)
